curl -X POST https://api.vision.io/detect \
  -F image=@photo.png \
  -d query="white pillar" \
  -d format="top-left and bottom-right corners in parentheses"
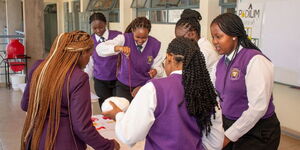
top-left (200, 0), bottom-right (221, 39)
top-left (0, 0), bottom-right (6, 34)
top-left (6, 0), bottom-right (23, 34)
top-left (119, 0), bottom-right (134, 32)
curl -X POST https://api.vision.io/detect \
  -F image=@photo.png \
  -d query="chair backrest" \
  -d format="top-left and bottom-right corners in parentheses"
top-left (6, 39), bottom-right (24, 59)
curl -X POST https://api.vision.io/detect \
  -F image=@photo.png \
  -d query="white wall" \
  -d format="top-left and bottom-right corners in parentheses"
top-left (237, 0), bottom-right (300, 135)
top-left (109, 23), bottom-right (121, 31)
top-left (273, 83), bottom-right (300, 134)
top-left (150, 24), bottom-right (176, 53)
top-left (200, 0), bottom-right (220, 39)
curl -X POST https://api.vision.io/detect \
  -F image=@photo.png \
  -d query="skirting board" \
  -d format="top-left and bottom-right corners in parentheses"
top-left (281, 126), bottom-right (300, 140)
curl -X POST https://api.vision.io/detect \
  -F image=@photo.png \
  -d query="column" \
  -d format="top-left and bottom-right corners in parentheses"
top-left (6, 0), bottom-right (23, 34)
top-left (23, 0), bottom-right (45, 67)
top-left (200, 0), bottom-right (220, 39)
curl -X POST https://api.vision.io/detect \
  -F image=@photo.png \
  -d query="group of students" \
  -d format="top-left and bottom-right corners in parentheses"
top-left (20, 9), bottom-right (281, 150)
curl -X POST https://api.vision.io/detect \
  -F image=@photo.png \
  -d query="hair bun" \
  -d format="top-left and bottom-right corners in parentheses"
top-left (180, 9), bottom-right (202, 21)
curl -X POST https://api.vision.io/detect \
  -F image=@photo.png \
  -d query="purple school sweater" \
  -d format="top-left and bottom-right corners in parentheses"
top-left (215, 48), bottom-right (275, 120)
top-left (21, 60), bottom-right (114, 150)
top-left (92, 30), bottom-right (122, 81)
top-left (117, 32), bottom-right (161, 87)
top-left (145, 74), bottom-right (204, 150)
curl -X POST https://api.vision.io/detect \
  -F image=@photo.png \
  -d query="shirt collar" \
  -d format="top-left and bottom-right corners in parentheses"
top-left (135, 38), bottom-right (148, 52)
top-left (197, 37), bottom-right (206, 45)
top-left (95, 29), bottom-right (108, 42)
top-left (226, 45), bottom-right (243, 61)
top-left (102, 29), bottom-right (109, 39)
top-left (170, 70), bottom-right (182, 75)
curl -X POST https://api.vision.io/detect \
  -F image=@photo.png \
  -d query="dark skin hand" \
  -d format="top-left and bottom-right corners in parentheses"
top-left (148, 69), bottom-right (157, 78)
top-left (102, 101), bottom-right (123, 121)
top-left (112, 139), bottom-right (120, 150)
top-left (223, 136), bottom-right (231, 148)
top-left (131, 86), bottom-right (142, 97)
top-left (114, 46), bottom-right (131, 56)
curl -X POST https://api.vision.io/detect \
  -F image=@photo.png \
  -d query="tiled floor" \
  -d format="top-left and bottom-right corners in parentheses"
top-left (0, 87), bottom-right (300, 150)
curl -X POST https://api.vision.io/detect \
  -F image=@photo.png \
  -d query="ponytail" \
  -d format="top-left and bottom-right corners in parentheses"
top-left (167, 37), bottom-right (218, 135)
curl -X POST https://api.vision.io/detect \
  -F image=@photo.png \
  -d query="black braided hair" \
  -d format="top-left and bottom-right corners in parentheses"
top-left (167, 37), bottom-right (218, 135)
top-left (176, 9), bottom-right (202, 37)
top-left (211, 13), bottom-right (260, 51)
top-left (89, 12), bottom-right (107, 24)
top-left (124, 17), bottom-right (151, 33)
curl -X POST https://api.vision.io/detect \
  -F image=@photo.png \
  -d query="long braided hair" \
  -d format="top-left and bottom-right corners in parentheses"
top-left (167, 37), bottom-right (218, 135)
top-left (211, 13), bottom-right (260, 51)
top-left (176, 9), bottom-right (202, 38)
top-left (21, 31), bottom-right (93, 150)
top-left (124, 16), bottom-right (151, 33)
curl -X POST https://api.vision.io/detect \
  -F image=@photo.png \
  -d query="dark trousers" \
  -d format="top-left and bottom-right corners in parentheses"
top-left (94, 78), bottom-right (116, 107)
top-left (223, 113), bottom-right (281, 150)
top-left (115, 81), bottom-right (134, 102)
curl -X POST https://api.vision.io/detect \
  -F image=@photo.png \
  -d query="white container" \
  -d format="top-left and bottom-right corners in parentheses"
top-left (101, 97), bottom-right (130, 112)
top-left (10, 74), bottom-right (25, 90)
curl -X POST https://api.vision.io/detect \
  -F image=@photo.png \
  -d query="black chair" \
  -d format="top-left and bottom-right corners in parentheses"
top-left (4, 54), bottom-right (30, 88)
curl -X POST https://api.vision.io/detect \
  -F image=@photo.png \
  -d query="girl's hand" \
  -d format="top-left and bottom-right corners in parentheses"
top-left (148, 69), bottom-right (157, 78)
top-left (115, 46), bottom-right (130, 56)
top-left (113, 139), bottom-right (120, 150)
top-left (131, 86), bottom-right (142, 97)
top-left (102, 101), bottom-right (122, 121)
top-left (223, 136), bottom-right (231, 148)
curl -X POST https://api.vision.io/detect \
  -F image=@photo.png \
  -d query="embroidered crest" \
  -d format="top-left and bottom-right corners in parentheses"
top-left (147, 56), bottom-right (153, 64)
top-left (230, 68), bottom-right (240, 80)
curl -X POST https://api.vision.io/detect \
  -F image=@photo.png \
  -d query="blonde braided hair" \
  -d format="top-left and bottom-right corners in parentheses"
top-left (21, 31), bottom-right (93, 150)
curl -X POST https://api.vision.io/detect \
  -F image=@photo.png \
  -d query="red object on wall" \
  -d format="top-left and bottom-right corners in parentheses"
top-left (6, 39), bottom-right (25, 72)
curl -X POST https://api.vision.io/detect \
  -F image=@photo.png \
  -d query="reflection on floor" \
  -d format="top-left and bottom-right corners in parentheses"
top-left (0, 87), bottom-right (299, 150)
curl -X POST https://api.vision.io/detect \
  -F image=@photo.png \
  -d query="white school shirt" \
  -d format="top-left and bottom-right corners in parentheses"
top-left (115, 70), bottom-right (224, 149)
top-left (198, 37), bottom-right (220, 74)
top-left (84, 29), bottom-right (109, 79)
top-left (96, 34), bottom-right (165, 77)
top-left (210, 46), bottom-right (274, 142)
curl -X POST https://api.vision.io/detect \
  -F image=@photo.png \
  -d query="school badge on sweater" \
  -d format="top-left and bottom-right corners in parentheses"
top-left (230, 68), bottom-right (240, 80)
top-left (147, 56), bottom-right (153, 64)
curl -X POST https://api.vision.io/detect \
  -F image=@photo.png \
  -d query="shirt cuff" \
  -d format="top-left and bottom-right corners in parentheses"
top-left (153, 66), bottom-right (163, 77)
top-left (224, 126), bottom-right (242, 142)
top-left (115, 112), bottom-right (125, 121)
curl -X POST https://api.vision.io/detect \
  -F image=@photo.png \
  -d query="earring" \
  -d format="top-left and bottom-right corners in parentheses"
top-left (233, 37), bottom-right (236, 40)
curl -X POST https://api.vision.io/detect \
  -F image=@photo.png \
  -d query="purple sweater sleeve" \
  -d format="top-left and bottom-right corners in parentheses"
top-left (70, 74), bottom-right (115, 150)
top-left (21, 60), bottom-right (43, 111)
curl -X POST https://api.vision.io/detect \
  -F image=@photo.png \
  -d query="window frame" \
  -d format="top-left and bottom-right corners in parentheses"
top-left (131, 0), bottom-right (199, 24)
top-left (86, 0), bottom-right (120, 22)
top-left (219, 0), bottom-right (237, 14)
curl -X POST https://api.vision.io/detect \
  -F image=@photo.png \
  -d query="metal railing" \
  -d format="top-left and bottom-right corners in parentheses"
top-left (0, 30), bottom-right (25, 86)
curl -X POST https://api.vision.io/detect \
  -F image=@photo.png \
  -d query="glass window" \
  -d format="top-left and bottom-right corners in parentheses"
top-left (168, 9), bottom-right (183, 23)
top-left (73, 0), bottom-right (119, 33)
top-left (150, 10), bottom-right (167, 23)
top-left (151, 0), bottom-right (180, 8)
top-left (86, 0), bottom-right (119, 22)
top-left (87, 0), bottom-right (115, 11)
top-left (131, 0), bottom-right (147, 8)
top-left (223, 7), bottom-right (236, 14)
top-left (137, 10), bottom-right (150, 18)
top-left (131, 0), bottom-right (199, 24)
top-left (79, 12), bottom-right (92, 34)
top-left (219, 0), bottom-right (237, 14)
